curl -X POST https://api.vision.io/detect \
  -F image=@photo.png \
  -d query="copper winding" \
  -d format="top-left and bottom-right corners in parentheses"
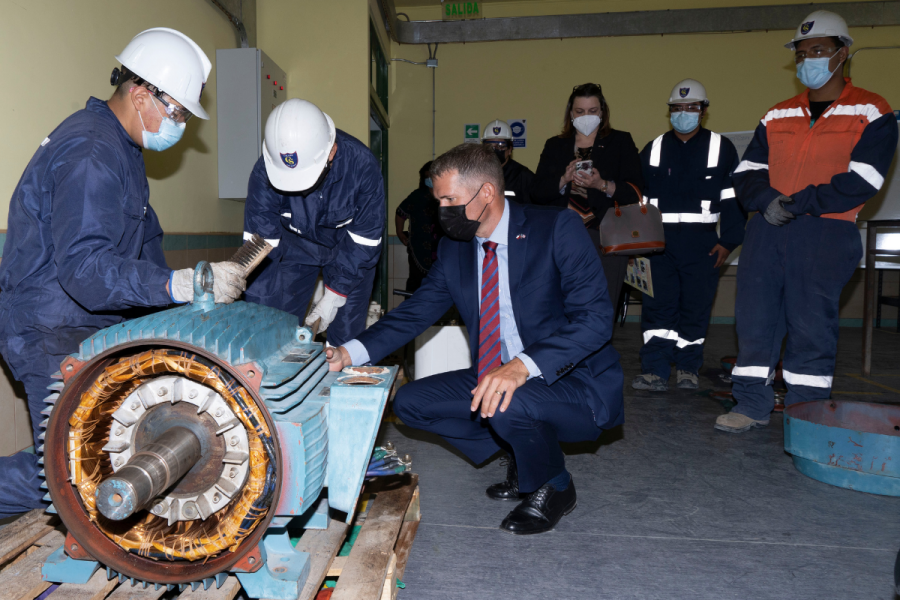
top-left (66, 350), bottom-right (271, 561)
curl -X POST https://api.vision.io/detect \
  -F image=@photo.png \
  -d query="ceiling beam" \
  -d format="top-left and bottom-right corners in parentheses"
top-left (377, 1), bottom-right (900, 44)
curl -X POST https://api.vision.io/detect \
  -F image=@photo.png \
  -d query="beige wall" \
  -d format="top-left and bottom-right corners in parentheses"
top-left (387, 7), bottom-right (900, 234)
top-left (384, 0), bottom-right (900, 321)
top-left (257, 0), bottom-right (371, 144)
top-left (0, 0), bottom-right (248, 234)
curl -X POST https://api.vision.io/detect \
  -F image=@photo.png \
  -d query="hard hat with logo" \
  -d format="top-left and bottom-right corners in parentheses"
top-left (482, 119), bottom-right (512, 140)
top-left (785, 10), bottom-right (854, 50)
top-left (262, 99), bottom-right (336, 192)
top-left (667, 79), bottom-right (709, 105)
top-left (114, 28), bottom-right (212, 120)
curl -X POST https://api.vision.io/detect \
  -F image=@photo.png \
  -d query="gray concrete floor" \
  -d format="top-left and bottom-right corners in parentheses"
top-left (384, 324), bottom-right (900, 600)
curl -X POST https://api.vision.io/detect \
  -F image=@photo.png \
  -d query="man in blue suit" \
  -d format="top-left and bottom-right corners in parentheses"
top-left (327, 144), bottom-right (624, 534)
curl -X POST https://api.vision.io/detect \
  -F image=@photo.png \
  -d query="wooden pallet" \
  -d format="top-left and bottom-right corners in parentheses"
top-left (0, 474), bottom-right (419, 600)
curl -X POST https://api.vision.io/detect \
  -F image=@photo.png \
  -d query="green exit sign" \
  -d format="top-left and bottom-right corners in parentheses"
top-left (443, 1), bottom-right (481, 20)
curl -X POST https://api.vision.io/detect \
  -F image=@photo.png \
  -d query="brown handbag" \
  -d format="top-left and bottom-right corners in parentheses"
top-left (598, 182), bottom-right (665, 256)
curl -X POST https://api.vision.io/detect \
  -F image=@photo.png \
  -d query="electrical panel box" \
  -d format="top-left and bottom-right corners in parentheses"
top-left (216, 48), bottom-right (286, 200)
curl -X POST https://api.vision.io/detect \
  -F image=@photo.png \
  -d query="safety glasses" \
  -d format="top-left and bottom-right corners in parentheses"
top-left (153, 92), bottom-right (193, 123)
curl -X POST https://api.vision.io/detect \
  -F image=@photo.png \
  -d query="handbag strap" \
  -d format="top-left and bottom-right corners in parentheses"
top-left (613, 182), bottom-right (647, 216)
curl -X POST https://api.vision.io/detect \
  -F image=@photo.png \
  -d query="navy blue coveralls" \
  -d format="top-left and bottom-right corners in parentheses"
top-left (244, 130), bottom-right (385, 346)
top-left (0, 98), bottom-right (172, 517)
top-left (638, 128), bottom-right (744, 378)
top-left (731, 83), bottom-right (897, 420)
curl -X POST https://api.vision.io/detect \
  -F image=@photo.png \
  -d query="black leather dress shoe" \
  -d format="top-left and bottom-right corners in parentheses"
top-left (486, 456), bottom-right (520, 501)
top-left (499, 479), bottom-right (577, 535)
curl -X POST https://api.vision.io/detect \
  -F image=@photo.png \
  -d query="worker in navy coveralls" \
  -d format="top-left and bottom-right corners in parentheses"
top-left (0, 29), bottom-right (246, 517)
top-left (243, 99), bottom-right (385, 346)
top-left (632, 79), bottom-right (744, 392)
top-left (326, 144), bottom-right (624, 535)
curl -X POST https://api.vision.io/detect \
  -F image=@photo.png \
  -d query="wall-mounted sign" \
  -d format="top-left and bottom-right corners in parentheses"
top-left (464, 123), bottom-right (480, 144)
top-left (509, 119), bottom-right (526, 148)
top-left (444, 2), bottom-right (481, 20)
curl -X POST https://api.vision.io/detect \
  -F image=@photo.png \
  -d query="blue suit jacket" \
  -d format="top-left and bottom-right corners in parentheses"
top-left (357, 202), bottom-right (624, 429)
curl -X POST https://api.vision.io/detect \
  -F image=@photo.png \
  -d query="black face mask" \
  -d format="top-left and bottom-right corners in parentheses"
top-left (299, 160), bottom-right (332, 196)
top-left (492, 148), bottom-right (508, 166)
top-left (438, 183), bottom-right (488, 242)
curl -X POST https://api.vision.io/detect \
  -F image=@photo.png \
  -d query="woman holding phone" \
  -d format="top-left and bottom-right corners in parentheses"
top-left (533, 83), bottom-right (643, 312)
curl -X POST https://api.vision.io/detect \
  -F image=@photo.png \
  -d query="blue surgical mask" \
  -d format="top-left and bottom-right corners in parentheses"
top-left (796, 56), bottom-right (840, 90)
top-left (424, 178), bottom-right (433, 188)
top-left (139, 98), bottom-right (186, 152)
top-left (670, 111), bottom-right (700, 134)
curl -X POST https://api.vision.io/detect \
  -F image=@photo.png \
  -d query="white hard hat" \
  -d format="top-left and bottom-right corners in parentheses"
top-left (668, 79), bottom-right (709, 105)
top-left (262, 99), bottom-right (336, 192)
top-left (785, 10), bottom-right (854, 50)
top-left (115, 28), bottom-right (212, 120)
top-left (482, 119), bottom-right (512, 140)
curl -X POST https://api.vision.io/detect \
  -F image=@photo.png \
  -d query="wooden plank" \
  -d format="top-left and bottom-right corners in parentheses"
top-left (331, 475), bottom-right (418, 600)
top-left (393, 484), bottom-right (421, 583)
top-left (392, 519), bottom-right (420, 583)
top-left (0, 508), bottom-right (58, 567)
top-left (379, 553), bottom-right (397, 600)
top-left (177, 575), bottom-right (241, 600)
top-left (295, 518), bottom-right (351, 600)
top-left (106, 581), bottom-right (166, 599)
top-left (50, 568), bottom-right (119, 600)
top-left (0, 538), bottom-right (57, 600)
top-left (326, 555), bottom-right (348, 577)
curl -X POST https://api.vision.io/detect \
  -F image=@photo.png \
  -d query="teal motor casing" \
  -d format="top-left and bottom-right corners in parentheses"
top-left (40, 263), bottom-right (396, 598)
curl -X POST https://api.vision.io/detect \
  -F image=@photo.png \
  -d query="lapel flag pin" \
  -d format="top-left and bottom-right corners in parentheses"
top-left (516, 234), bottom-right (526, 240)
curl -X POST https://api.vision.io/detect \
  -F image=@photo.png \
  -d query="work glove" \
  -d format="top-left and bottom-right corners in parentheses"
top-left (305, 288), bottom-right (347, 332)
top-left (763, 194), bottom-right (795, 227)
top-left (170, 262), bottom-right (247, 304)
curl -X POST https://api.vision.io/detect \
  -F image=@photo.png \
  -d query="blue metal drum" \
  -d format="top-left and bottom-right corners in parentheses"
top-left (784, 400), bottom-right (900, 496)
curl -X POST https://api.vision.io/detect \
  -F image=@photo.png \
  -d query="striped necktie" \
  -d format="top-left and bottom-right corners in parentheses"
top-left (477, 241), bottom-right (502, 382)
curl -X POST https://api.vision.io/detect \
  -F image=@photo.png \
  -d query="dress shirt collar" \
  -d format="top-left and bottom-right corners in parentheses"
top-left (476, 198), bottom-right (509, 247)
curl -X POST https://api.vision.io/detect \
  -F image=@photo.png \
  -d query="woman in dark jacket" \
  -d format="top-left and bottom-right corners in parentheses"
top-left (533, 83), bottom-right (643, 312)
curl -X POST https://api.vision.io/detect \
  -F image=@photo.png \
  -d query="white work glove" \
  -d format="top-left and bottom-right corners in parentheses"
top-left (305, 288), bottom-right (347, 332)
top-left (170, 262), bottom-right (247, 304)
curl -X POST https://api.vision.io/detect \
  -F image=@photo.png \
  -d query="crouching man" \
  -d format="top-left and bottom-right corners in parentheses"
top-left (326, 143), bottom-right (624, 534)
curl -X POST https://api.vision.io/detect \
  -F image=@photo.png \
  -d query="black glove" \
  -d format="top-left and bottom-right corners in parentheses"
top-left (763, 195), bottom-right (795, 226)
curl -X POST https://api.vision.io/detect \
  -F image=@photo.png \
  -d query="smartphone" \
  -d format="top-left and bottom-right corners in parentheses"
top-left (576, 159), bottom-right (593, 174)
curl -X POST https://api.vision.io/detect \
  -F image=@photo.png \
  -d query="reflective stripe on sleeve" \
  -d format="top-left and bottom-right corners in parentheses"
top-left (721, 187), bottom-right (736, 200)
top-left (849, 161), bottom-right (885, 191)
top-left (732, 365), bottom-right (769, 378)
top-left (735, 160), bottom-right (768, 174)
top-left (782, 370), bottom-right (833, 388)
top-left (707, 132), bottom-right (721, 169)
top-left (348, 231), bottom-right (382, 247)
top-left (649, 134), bottom-right (664, 167)
top-left (826, 103), bottom-right (884, 123)
top-left (244, 231), bottom-right (280, 248)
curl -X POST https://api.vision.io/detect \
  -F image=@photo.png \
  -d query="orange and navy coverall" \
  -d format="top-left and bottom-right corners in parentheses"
top-left (730, 79), bottom-right (897, 418)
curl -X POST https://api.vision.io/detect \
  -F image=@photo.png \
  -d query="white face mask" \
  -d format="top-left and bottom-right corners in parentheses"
top-left (572, 114), bottom-right (601, 136)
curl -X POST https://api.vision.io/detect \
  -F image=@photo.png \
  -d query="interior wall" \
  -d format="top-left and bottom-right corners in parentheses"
top-left (387, 23), bottom-right (900, 227)
top-left (385, 2), bottom-right (900, 320)
top-left (0, 0), bottom-right (249, 234)
top-left (257, 0), bottom-right (371, 143)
